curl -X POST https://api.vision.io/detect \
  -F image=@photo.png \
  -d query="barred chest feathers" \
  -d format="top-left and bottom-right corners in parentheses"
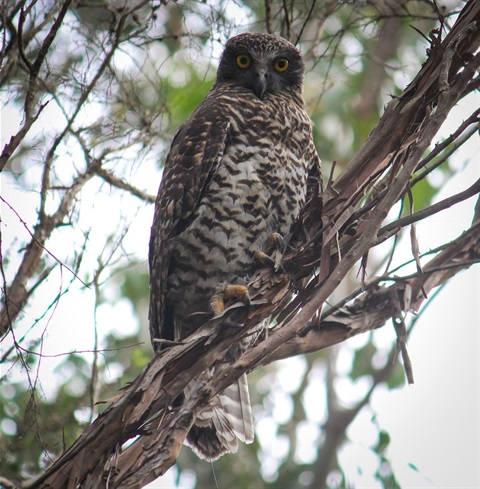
top-left (167, 91), bottom-right (312, 331)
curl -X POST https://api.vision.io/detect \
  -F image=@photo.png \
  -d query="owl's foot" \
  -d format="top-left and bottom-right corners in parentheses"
top-left (255, 232), bottom-right (286, 271)
top-left (210, 284), bottom-right (250, 327)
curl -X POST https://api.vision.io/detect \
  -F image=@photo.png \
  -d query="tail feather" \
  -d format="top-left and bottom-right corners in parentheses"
top-left (217, 373), bottom-right (254, 444)
top-left (185, 373), bottom-right (253, 460)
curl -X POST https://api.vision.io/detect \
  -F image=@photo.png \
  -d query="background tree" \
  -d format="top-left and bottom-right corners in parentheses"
top-left (1, 1), bottom-right (479, 488)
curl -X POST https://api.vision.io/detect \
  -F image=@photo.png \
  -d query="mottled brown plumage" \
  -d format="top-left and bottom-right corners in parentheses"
top-left (149, 32), bottom-right (321, 460)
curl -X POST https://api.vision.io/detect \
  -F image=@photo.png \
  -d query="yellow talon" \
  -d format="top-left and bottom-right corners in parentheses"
top-left (255, 232), bottom-right (286, 271)
top-left (264, 232), bottom-right (284, 256)
top-left (254, 250), bottom-right (275, 267)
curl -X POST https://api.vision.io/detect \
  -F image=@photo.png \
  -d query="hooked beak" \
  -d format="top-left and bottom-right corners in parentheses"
top-left (252, 66), bottom-right (270, 99)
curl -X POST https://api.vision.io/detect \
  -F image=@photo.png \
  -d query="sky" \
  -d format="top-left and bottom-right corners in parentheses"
top-left (1, 7), bottom-right (479, 488)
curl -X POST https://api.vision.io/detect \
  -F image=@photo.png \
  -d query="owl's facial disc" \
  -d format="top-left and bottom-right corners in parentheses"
top-left (217, 40), bottom-right (304, 99)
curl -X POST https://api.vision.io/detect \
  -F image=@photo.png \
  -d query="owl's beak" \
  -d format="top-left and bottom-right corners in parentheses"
top-left (253, 67), bottom-right (270, 99)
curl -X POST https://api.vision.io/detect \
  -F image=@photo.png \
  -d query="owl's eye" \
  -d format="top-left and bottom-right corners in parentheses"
top-left (236, 54), bottom-right (252, 69)
top-left (274, 58), bottom-right (289, 72)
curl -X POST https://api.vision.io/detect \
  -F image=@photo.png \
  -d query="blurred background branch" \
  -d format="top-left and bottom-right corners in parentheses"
top-left (1, 1), bottom-right (479, 488)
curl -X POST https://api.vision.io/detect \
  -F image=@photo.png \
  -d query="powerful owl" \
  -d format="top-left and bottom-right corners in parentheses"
top-left (149, 33), bottom-right (321, 460)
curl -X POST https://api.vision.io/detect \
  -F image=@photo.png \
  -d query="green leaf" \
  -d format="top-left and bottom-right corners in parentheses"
top-left (385, 360), bottom-right (406, 390)
top-left (374, 430), bottom-right (391, 454)
top-left (350, 340), bottom-right (376, 379)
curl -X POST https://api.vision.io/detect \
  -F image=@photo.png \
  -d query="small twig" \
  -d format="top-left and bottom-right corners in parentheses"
top-left (24, 264), bottom-right (57, 299)
top-left (23, 0), bottom-right (73, 117)
top-left (409, 24), bottom-right (431, 44)
top-left (295, 0), bottom-right (317, 45)
top-left (406, 185), bottom-right (426, 297)
top-left (327, 160), bottom-right (336, 188)
top-left (379, 178), bottom-right (480, 236)
top-left (282, 0), bottom-right (291, 40)
top-left (89, 274), bottom-right (101, 424)
top-left (96, 168), bottom-right (156, 203)
top-left (17, 3), bottom-right (33, 72)
top-left (0, 101), bottom-right (48, 172)
top-left (383, 196), bottom-right (404, 275)
top-left (0, 196), bottom-right (88, 287)
top-left (412, 119), bottom-right (479, 186)
top-left (264, 0), bottom-right (272, 34)
top-left (392, 314), bottom-right (414, 385)
top-left (2, 343), bottom-right (143, 362)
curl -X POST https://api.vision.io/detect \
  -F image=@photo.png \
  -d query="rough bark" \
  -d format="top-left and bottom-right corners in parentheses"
top-left (6, 1), bottom-right (480, 488)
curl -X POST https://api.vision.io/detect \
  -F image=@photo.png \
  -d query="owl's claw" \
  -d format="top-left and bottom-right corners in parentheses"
top-left (210, 284), bottom-right (250, 318)
top-left (222, 319), bottom-right (245, 329)
top-left (254, 250), bottom-right (276, 267)
top-left (255, 232), bottom-right (286, 271)
top-left (265, 232), bottom-right (285, 255)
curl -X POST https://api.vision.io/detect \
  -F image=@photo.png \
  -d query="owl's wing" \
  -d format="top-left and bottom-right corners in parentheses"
top-left (149, 105), bottom-right (230, 352)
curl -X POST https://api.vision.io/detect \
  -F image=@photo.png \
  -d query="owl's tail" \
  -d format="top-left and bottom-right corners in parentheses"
top-left (185, 373), bottom-right (254, 460)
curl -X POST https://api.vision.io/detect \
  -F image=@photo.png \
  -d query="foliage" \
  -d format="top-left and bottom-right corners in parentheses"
top-left (1, 1), bottom-right (479, 488)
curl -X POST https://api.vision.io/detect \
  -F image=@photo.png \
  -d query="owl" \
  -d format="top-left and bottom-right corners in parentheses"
top-left (149, 32), bottom-right (321, 460)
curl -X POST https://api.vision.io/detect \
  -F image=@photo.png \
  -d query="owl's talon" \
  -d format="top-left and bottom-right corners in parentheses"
top-left (264, 232), bottom-right (285, 256)
top-left (255, 232), bottom-right (286, 271)
top-left (210, 284), bottom-right (250, 317)
top-left (223, 319), bottom-right (245, 329)
top-left (255, 250), bottom-right (276, 267)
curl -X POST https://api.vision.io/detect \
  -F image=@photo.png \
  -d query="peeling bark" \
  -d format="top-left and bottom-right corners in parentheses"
top-left (5, 1), bottom-right (480, 487)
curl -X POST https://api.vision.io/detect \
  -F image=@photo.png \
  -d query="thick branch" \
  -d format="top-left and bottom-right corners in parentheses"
top-left (16, 2), bottom-right (480, 487)
top-left (263, 223), bottom-right (480, 363)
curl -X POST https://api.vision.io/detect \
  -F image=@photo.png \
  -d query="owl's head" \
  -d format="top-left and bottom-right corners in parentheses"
top-left (216, 33), bottom-right (305, 99)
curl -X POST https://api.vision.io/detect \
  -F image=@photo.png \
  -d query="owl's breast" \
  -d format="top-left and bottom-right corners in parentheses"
top-left (224, 97), bottom-right (312, 223)
top-left (167, 95), bottom-right (314, 330)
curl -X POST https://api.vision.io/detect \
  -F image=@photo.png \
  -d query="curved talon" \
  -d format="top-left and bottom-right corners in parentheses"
top-left (264, 232), bottom-right (285, 256)
top-left (255, 232), bottom-right (286, 271)
top-left (255, 250), bottom-right (276, 267)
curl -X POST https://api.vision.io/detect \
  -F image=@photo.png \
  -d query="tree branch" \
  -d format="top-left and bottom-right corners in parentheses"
top-left (379, 178), bottom-right (480, 236)
top-left (17, 3), bottom-right (480, 487)
top-left (96, 168), bottom-right (156, 203)
top-left (0, 0), bottom-right (73, 172)
top-left (0, 2), bottom-right (150, 336)
top-left (3, 2), bottom-right (477, 487)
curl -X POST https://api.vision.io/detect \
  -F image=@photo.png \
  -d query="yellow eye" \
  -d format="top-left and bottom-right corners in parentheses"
top-left (236, 54), bottom-right (252, 69)
top-left (274, 58), bottom-right (289, 72)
